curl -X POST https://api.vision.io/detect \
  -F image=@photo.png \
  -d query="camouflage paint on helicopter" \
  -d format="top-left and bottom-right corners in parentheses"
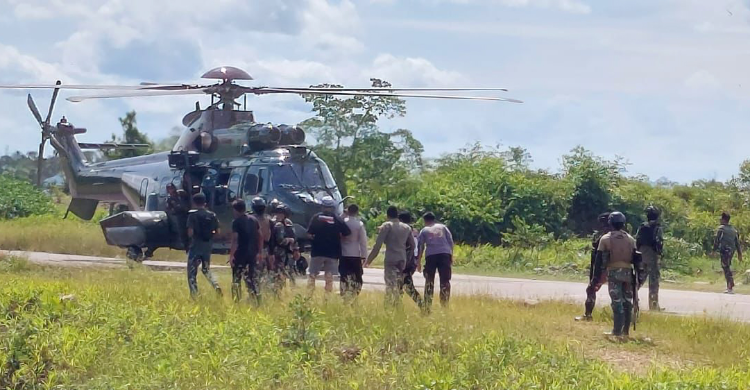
top-left (0, 66), bottom-right (520, 261)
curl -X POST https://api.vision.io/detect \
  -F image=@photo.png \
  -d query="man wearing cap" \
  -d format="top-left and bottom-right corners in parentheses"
top-left (307, 196), bottom-right (351, 293)
top-left (186, 192), bottom-right (222, 298)
top-left (575, 212), bottom-right (611, 321)
top-left (365, 206), bottom-right (416, 306)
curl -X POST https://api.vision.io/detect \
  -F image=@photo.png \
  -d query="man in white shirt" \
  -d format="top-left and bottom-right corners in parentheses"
top-left (339, 204), bottom-right (368, 300)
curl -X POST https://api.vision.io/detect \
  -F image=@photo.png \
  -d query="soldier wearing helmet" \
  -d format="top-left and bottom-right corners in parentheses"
top-left (269, 202), bottom-right (297, 293)
top-left (635, 205), bottom-right (664, 310)
top-left (596, 211), bottom-right (637, 338)
top-left (575, 212), bottom-right (611, 322)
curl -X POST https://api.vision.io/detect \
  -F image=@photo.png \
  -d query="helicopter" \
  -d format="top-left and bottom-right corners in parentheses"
top-left (0, 66), bottom-right (522, 261)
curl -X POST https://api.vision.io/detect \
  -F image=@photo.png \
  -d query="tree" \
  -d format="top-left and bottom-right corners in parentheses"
top-left (502, 146), bottom-right (532, 171)
top-left (153, 126), bottom-right (183, 152)
top-left (104, 111), bottom-right (153, 160)
top-left (301, 78), bottom-right (423, 198)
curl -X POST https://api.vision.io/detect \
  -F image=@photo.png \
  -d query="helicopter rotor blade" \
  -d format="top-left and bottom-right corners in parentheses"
top-left (0, 83), bottom-right (186, 90)
top-left (27, 94), bottom-right (44, 126)
top-left (66, 89), bottom-right (208, 102)
top-left (253, 88), bottom-right (524, 103)
top-left (45, 80), bottom-right (62, 125)
top-left (268, 86), bottom-right (510, 92)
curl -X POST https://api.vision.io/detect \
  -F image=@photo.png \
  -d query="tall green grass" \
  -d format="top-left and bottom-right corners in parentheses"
top-left (1, 258), bottom-right (749, 389)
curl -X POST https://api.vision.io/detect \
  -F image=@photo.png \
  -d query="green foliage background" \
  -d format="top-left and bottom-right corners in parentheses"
top-left (0, 175), bottom-right (54, 220)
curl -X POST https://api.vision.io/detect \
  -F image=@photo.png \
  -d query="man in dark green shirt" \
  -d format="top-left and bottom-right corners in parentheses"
top-left (186, 192), bottom-right (222, 298)
top-left (713, 212), bottom-right (742, 294)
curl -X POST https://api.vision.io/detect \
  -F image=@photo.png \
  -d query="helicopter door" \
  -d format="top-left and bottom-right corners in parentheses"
top-left (227, 169), bottom-right (243, 203)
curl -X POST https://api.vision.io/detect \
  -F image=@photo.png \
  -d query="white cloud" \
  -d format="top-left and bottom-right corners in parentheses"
top-left (684, 70), bottom-right (721, 90)
top-left (365, 54), bottom-right (467, 87)
top-left (427, 0), bottom-right (591, 13)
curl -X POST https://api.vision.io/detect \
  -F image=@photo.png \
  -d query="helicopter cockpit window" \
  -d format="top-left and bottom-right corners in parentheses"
top-left (320, 162), bottom-right (337, 189)
top-left (244, 173), bottom-right (260, 195)
top-left (270, 163), bottom-right (330, 191)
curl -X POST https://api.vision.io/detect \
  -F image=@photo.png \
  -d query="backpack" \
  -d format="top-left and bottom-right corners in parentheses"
top-left (195, 211), bottom-right (217, 241)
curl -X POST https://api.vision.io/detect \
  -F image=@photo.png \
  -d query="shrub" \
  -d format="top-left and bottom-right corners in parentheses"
top-left (0, 175), bottom-right (54, 220)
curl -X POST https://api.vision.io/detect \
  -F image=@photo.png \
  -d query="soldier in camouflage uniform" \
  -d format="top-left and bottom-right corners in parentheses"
top-left (575, 212), bottom-right (611, 321)
top-left (713, 212), bottom-right (743, 294)
top-left (597, 212), bottom-right (637, 337)
top-left (270, 202), bottom-right (297, 294)
top-left (635, 206), bottom-right (664, 310)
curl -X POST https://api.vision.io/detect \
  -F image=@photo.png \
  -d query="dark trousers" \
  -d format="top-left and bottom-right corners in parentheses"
top-left (402, 263), bottom-right (422, 307)
top-left (339, 257), bottom-right (364, 298)
top-left (232, 261), bottom-right (259, 304)
top-left (721, 248), bottom-right (735, 290)
top-left (424, 253), bottom-right (452, 309)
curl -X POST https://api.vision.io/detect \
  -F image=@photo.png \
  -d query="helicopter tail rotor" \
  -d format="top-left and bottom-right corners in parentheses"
top-left (26, 80), bottom-right (61, 187)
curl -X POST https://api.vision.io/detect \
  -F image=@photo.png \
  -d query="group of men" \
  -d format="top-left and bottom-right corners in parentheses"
top-left (183, 192), bottom-right (303, 302)
top-left (306, 198), bottom-right (455, 311)
top-left (181, 192), bottom-right (455, 310)
top-left (578, 206), bottom-right (743, 338)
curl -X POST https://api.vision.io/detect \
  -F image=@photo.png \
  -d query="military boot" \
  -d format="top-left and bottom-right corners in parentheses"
top-left (575, 301), bottom-right (595, 321)
top-left (622, 309), bottom-right (632, 337)
top-left (604, 311), bottom-right (624, 337)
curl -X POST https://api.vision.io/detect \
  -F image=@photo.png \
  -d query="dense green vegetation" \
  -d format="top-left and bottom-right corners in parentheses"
top-left (1, 257), bottom-right (749, 389)
top-left (0, 175), bottom-right (54, 220)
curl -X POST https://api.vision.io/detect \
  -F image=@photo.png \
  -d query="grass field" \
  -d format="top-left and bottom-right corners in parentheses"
top-left (1, 255), bottom-right (750, 389)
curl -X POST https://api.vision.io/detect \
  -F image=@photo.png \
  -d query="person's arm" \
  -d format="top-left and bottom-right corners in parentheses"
top-left (358, 223), bottom-right (368, 263)
top-left (714, 227), bottom-right (723, 252)
top-left (339, 216), bottom-right (352, 237)
top-left (417, 229), bottom-right (425, 261)
top-left (307, 215), bottom-right (317, 238)
top-left (736, 232), bottom-right (743, 262)
top-left (366, 223), bottom-right (389, 266)
top-left (406, 230), bottom-right (416, 268)
top-left (654, 226), bottom-right (664, 256)
top-left (186, 214), bottom-right (194, 238)
top-left (445, 226), bottom-right (454, 251)
top-left (230, 232), bottom-right (239, 266)
top-left (256, 222), bottom-right (263, 264)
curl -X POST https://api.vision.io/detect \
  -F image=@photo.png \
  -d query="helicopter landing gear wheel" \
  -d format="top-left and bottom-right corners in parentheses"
top-left (126, 246), bottom-right (144, 263)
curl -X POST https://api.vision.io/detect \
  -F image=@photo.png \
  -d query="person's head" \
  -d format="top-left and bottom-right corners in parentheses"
top-left (423, 212), bottom-right (436, 226)
top-left (347, 204), bottom-right (359, 217)
top-left (386, 205), bottom-right (399, 220)
top-left (193, 192), bottom-right (207, 208)
top-left (232, 199), bottom-right (246, 217)
top-left (398, 211), bottom-right (412, 224)
top-left (166, 183), bottom-right (177, 195)
top-left (721, 212), bottom-right (731, 224)
top-left (598, 212), bottom-right (611, 229)
top-left (608, 211), bottom-right (626, 231)
top-left (273, 203), bottom-right (288, 220)
top-left (321, 196), bottom-right (336, 213)
top-left (645, 205), bottom-right (660, 222)
top-left (251, 196), bottom-right (266, 215)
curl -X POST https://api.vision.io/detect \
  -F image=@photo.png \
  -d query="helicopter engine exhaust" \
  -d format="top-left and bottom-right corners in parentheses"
top-left (278, 124), bottom-right (305, 145)
top-left (246, 123), bottom-right (282, 149)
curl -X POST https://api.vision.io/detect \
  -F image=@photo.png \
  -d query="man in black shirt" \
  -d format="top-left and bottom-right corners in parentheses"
top-left (307, 196), bottom-right (351, 293)
top-left (186, 192), bottom-right (222, 298)
top-left (230, 199), bottom-right (262, 304)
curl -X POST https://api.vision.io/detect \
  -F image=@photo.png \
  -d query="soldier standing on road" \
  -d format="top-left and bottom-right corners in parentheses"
top-left (340, 204), bottom-right (368, 300)
top-left (713, 212), bottom-right (743, 294)
top-left (399, 211), bottom-right (423, 308)
top-left (307, 196), bottom-right (351, 293)
top-left (597, 212), bottom-right (637, 338)
top-left (365, 206), bottom-right (415, 306)
top-left (417, 212), bottom-right (454, 311)
top-left (576, 212), bottom-right (611, 321)
top-left (636, 206), bottom-right (664, 310)
top-left (270, 202), bottom-right (295, 294)
top-left (186, 192), bottom-right (222, 298)
top-left (229, 199), bottom-right (262, 304)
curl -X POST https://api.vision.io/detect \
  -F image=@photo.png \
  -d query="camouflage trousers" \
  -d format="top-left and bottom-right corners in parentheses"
top-left (640, 246), bottom-right (660, 310)
top-left (720, 248), bottom-right (735, 290)
top-left (608, 268), bottom-right (634, 316)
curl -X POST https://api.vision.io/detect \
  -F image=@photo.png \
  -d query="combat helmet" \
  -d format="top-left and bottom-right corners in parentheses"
top-left (608, 211), bottom-right (626, 225)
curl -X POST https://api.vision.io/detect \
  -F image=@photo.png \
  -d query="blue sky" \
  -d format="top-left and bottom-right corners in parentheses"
top-left (1, 0), bottom-right (749, 183)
